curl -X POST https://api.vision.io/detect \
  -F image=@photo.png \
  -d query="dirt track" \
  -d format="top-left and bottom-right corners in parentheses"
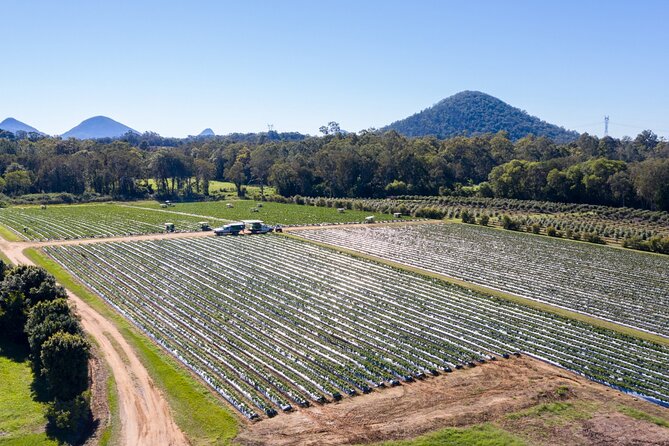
top-left (0, 237), bottom-right (189, 446)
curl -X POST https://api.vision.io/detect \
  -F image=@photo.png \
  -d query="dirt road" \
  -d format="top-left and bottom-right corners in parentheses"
top-left (0, 237), bottom-right (189, 446)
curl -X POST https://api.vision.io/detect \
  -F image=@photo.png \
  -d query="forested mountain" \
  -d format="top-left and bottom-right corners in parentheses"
top-left (198, 128), bottom-right (215, 137)
top-left (0, 118), bottom-right (42, 134)
top-left (61, 116), bottom-right (138, 139)
top-left (384, 91), bottom-right (579, 143)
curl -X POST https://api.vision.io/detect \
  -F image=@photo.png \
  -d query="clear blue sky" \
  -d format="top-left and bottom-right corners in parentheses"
top-left (1, 0), bottom-right (668, 138)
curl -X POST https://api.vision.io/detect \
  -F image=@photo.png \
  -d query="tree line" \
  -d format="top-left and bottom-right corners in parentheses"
top-left (0, 263), bottom-right (91, 443)
top-left (0, 127), bottom-right (668, 211)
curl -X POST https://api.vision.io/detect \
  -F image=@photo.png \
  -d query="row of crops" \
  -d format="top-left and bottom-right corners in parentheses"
top-left (0, 204), bottom-right (225, 240)
top-left (45, 235), bottom-right (669, 420)
top-left (295, 224), bottom-right (669, 337)
top-left (272, 195), bottom-right (669, 242)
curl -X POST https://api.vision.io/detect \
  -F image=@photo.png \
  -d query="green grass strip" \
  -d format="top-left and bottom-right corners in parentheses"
top-left (24, 248), bottom-right (239, 446)
top-left (282, 232), bottom-right (669, 347)
top-left (0, 223), bottom-right (24, 242)
top-left (98, 369), bottom-right (120, 446)
top-left (363, 423), bottom-right (525, 446)
top-left (618, 406), bottom-right (669, 428)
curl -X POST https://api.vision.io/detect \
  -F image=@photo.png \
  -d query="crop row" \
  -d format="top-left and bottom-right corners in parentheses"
top-left (272, 195), bottom-right (669, 242)
top-left (296, 224), bottom-right (669, 337)
top-left (46, 235), bottom-right (669, 419)
top-left (0, 204), bottom-right (221, 240)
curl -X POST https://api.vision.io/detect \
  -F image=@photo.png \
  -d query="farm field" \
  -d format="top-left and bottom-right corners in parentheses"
top-left (45, 235), bottom-right (669, 421)
top-left (125, 199), bottom-right (398, 226)
top-left (0, 200), bottom-right (396, 242)
top-left (0, 203), bottom-right (222, 241)
top-left (300, 195), bottom-right (669, 244)
top-left (295, 223), bottom-right (669, 337)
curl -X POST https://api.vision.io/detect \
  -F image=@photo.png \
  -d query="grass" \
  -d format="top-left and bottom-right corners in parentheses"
top-left (208, 180), bottom-right (276, 198)
top-left (24, 248), bottom-right (239, 446)
top-left (127, 199), bottom-right (398, 225)
top-left (143, 179), bottom-right (276, 198)
top-left (283, 231), bottom-right (669, 348)
top-left (0, 339), bottom-right (57, 446)
top-left (506, 402), bottom-right (596, 425)
top-left (98, 364), bottom-right (120, 446)
top-left (364, 424), bottom-right (525, 446)
top-left (0, 223), bottom-right (23, 242)
top-left (618, 406), bottom-right (669, 428)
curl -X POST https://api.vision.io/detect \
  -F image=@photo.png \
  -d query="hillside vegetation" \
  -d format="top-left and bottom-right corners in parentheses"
top-left (383, 91), bottom-right (579, 142)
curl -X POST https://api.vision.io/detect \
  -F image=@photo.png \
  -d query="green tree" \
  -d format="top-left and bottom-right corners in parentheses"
top-left (40, 332), bottom-right (90, 400)
top-left (25, 299), bottom-right (82, 373)
top-left (3, 169), bottom-right (32, 195)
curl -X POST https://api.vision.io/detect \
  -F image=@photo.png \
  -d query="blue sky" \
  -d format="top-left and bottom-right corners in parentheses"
top-left (1, 0), bottom-right (667, 138)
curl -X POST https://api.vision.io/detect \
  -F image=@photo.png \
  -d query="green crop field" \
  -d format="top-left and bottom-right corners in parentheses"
top-left (0, 203), bottom-right (223, 241)
top-left (0, 199), bottom-right (397, 241)
top-left (126, 199), bottom-right (397, 226)
top-left (0, 341), bottom-right (56, 446)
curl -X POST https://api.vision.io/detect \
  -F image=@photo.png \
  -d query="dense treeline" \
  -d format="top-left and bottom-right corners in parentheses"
top-left (0, 264), bottom-right (91, 443)
top-left (0, 126), bottom-right (668, 211)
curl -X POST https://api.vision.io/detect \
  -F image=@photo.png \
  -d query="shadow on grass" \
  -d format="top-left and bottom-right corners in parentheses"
top-left (1, 335), bottom-right (97, 445)
top-left (45, 413), bottom-right (97, 446)
top-left (0, 335), bottom-right (30, 362)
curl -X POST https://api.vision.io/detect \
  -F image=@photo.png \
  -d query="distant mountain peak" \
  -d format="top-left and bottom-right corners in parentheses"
top-left (198, 128), bottom-right (215, 137)
top-left (0, 117), bottom-right (42, 134)
top-left (61, 116), bottom-right (139, 139)
top-left (383, 91), bottom-right (579, 142)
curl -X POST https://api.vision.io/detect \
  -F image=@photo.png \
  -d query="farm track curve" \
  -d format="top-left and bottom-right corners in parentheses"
top-left (0, 236), bottom-right (189, 446)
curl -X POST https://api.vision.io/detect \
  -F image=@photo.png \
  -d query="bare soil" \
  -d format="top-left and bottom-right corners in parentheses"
top-left (236, 355), bottom-right (669, 446)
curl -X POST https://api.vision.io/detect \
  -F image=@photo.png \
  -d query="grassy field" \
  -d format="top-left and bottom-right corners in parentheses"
top-left (366, 424), bottom-right (525, 446)
top-left (24, 248), bottom-right (239, 446)
top-left (143, 179), bottom-right (276, 198)
top-left (208, 180), bottom-right (276, 198)
top-left (127, 199), bottom-right (398, 225)
top-left (0, 340), bottom-right (57, 446)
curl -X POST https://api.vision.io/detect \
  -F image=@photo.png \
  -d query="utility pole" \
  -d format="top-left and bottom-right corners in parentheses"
top-left (604, 116), bottom-right (609, 137)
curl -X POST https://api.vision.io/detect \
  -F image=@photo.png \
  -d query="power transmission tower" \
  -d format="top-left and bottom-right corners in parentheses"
top-left (604, 116), bottom-right (609, 137)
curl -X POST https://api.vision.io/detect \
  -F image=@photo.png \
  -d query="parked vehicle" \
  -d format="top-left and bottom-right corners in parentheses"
top-left (242, 220), bottom-right (274, 234)
top-left (213, 222), bottom-right (245, 236)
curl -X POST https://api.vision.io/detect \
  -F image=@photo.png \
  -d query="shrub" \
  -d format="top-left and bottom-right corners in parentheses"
top-left (583, 232), bottom-right (605, 244)
top-left (546, 226), bottom-right (558, 237)
top-left (414, 206), bottom-right (446, 219)
top-left (501, 215), bottom-right (520, 231)
top-left (461, 210), bottom-right (475, 224)
top-left (478, 214), bottom-right (490, 226)
top-left (531, 223), bottom-right (541, 234)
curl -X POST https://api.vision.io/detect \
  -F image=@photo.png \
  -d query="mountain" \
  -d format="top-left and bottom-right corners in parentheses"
top-left (383, 91), bottom-right (579, 143)
top-left (62, 116), bottom-right (138, 139)
top-left (0, 117), bottom-right (42, 134)
top-left (198, 128), bottom-right (215, 137)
